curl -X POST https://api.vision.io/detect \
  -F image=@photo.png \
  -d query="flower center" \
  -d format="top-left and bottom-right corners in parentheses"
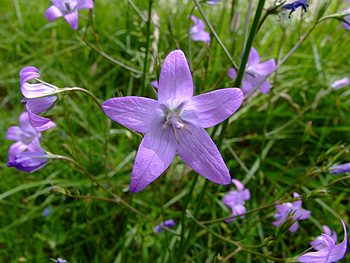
top-left (64, 1), bottom-right (76, 13)
top-left (162, 106), bottom-right (191, 144)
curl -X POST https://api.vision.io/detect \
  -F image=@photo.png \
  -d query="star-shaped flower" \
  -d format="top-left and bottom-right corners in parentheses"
top-left (273, 192), bottom-right (311, 232)
top-left (296, 220), bottom-right (347, 263)
top-left (20, 66), bottom-right (57, 131)
top-left (45, 0), bottom-right (94, 30)
top-left (228, 47), bottom-right (276, 96)
top-left (189, 15), bottom-right (211, 45)
top-left (102, 50), bottom-right (243, 192)
top-left (222, 179), bottom-right (250, 222)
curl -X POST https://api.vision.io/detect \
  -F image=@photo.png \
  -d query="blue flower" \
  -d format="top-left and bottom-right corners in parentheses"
top-left (154, 219), bottom-right (176, 233)
top-left (42, 205), bottom-right (54, 217)
top-left (280, 0), bottom-right (309, 18)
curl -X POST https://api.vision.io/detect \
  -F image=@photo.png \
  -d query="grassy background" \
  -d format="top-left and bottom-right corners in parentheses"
top-left (1, 0), bottom-right (350, 262)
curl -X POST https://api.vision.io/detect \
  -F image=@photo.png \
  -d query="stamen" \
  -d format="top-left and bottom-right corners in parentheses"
top-left (173, 126), bottom-right (180, 145)
top-left (178, 120), bottom-right (192, 134)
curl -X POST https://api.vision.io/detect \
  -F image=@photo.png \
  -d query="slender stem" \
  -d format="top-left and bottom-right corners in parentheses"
top-left (126, 0), bottom-right (147, 22)
top-left (193, 0), bottom-right (238, 70)
top-left (240, 0), bottom-right (253, 63)
top-left (62, 87), bottom-right (102, 109)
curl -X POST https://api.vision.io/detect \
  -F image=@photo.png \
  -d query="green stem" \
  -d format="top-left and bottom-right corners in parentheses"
top-left (126, 0), bottom-right (147, 22)
top-left (193, 0), bottom-right (238, 70)
top-left (240, 0), bottom-right (253, 63)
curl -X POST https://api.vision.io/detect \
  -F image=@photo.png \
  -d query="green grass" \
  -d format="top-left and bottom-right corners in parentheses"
top-left (1, 0), bottom-right (350, 262)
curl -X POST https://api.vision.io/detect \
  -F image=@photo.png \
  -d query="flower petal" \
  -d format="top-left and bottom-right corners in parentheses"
top-left (228, 68), bottom-right (237, 80)
top-left (77, 0), bottom-right (94, 10)
top-left (232, 179), bottom-right (244, 192)
top-left (45, 5), bottom-right (63, 22)
top-left (158, 50), bottom-right (194, 103)
top-left (247, 47), bottom-right (260, 67)
top-left (250, 59), bottom-right (276, 75)
top-left (19, 112), bottom-right (38, 137)
top-left (188, 88), bottom-right (243, 128)
top-left (328, 220), bottom-right (348, 262)
top-left (7, 151), bottom-right (48, 173)
top-left (26, 97), bottom-right (57, 131)
top-left (191, 31), bottom-right (211, 45)
top-left (130, 124), bottom-right (177, 193)
top-left (241, 78), bottom-right (254, 95)
top-left (64, 12), bottom-right (79, 30)
top-left (289, 221), bottom-right (299, 232)
top-left (176, 124), bottom-right (231, 185)
top-left (331, 77), bottom-right (350, 90)
top-left (6, 126), bottom-right (21, 141)
top-left (8, 142), bottom-right (28, 159)
top-left (20, 66), bottom-right (40, 86)
top-left (296, 247), bottom-right (331, 263)
top-left (102, 97), bottom-right (159, 133)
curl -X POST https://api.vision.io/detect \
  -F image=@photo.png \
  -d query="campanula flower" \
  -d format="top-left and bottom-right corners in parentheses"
top-left (57, 259), bottom-right (68, 263)
top-left (330, 163), bottom-right (350, 174)
top-left (296, 220), bottom-right (347, 263)
top-left (20, 66), bottom-right (57, 131)
top-left (45, 0), bottom-right (94, 30)
top-left (280, 0), bottom-right (309, 18)
top-left (331, 77), bottom-right (350, 90)
top-left (310, 225), bottom-right (337, 251)
top-left (222, 179), bottom-right (250, 222)
top-left (206, 0), bottom-right (219, 4)
top-left (341, 8), bottom-right (350, 30)
top-left (228, 47), bottom-right (276, 96)
top-left (154, 219), bottom-right (176, 233)
top-left (6, 112), bottom-right (42, 158)
top-left (189, 15), bottom-right (211, 45)
top-left (273, 192), bottom-right (311, 232)
top-left (7, 149), bottom-right (48, 173)
top-left (42, 205), bottom-right (54, 217)
top-left (102, 50), bottom-right (243, 192)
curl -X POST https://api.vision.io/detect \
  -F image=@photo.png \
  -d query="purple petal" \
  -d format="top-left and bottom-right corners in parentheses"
top-left (164, 219), bottom-right (176, 228)
top-left (176, 124), bottom-right (231, 185)
top-left (247, 47), bottom-right (260, 67)
top-left (272, 218), bottom-right (283, 228)
top-left (342, 9), bottom-right (350, 30)
top-left (249, 58), bottom-right (276, 75)
top-left (294, 208), bottom-right (311, 220)
top-left (206, 0), bottom-right (219, 4)
top-left (232, 179), bottom-right (244, 192)
top-left (77, 0), bottom-right (94, 10)
top-left (64, 11), bottom-right (79, 30)
top-left (45, 5), bottom-right (63, 22)
top-left (232, 203), bottom-right (247, 219)
top-left (275, 203), bottom-right (293, 216)
top-left (130, 124), bottom-right (177, 193)
top-left (8, 142), bottom-right (28, 159)
top-left (223, 191), bottom-right (238, 207)
top-left (158, 50), bottom-right (194, 103)
top-left (150, 81), bottom-right (159, 89)
top-left (257, 78), bottom-right (271, 94)
top-left (293, 192), bottom-right (302, 208)
top-left (241, 78), bottom-right (254, 95)
top-left (191, 31), bottom-right (211, 45)
top-left (26, 97), bottom-right (57, 132)
top-left (323, 225), bottom-right (332, 237)
top-left (241, 188), bottom-right (250, 201)
top-left (190, 15), bottom-right (206, 31)
top-left (102, 97), bottom-right (159, 133)
top-left (328, 220), bottom-right (348, 262)
top-left (7, 151), bottom-right (48, 173)
top-left (50, 0), bottom-right (67, 11)
top-left (310, 236), bottom-right (325, 250)
top-left (20, 66), bottom-right (40, 86)
top-left (331, 77), bottom-right (350, 90)
top-left (19, 112), bottom-right (38, 137)
top-left (228, 68), bottom-right (237, 80)
top-left (289, 221), bottom-right (299, 232)
top-left (330, 163), bottom-right (350, 174)
top-left (6, 126), bottom-right (21, 141)
top-left (188, 88), bottom-right (243, 128)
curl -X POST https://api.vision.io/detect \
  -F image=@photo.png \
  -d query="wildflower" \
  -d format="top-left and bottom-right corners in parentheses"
top-left (154, 219), bottom-right (176, 233)
top-left (310, 225), bottom-right (337, 251)
top-left (20, 66), bottom-right (57, 131)
top-left (330, 163), bottom-right (350, 174)
top-left (273, 192), bottom-right (311, 232)
top-left (45, 0), bottom-right (94, 30)
top-left (331, 77), bottom-right (350, 90)
top-left (296, 220), bottom-right (347, 263)
top-left (7, 150), bottom-right (48, 173)
top-left (222, 179), bottom-right (250, 222)
top-left (280, 0), bottom-right (309, 18)
top-left (102, 50), bottom-right (243, 192)
top-left (189, 15), bottom-right (211, 45)
top-left (228, 47), bottom-right (276, 96)
top-left (42, 205), bottom-right (54, 217)
top-left (206, 0), bottom-right (219, 4)
top-left (6, 112), bottom-right (42, 157)
top-left (341, 8), bottom-right (350, 30)
top-left (57, 259), bottom-right (68, 263)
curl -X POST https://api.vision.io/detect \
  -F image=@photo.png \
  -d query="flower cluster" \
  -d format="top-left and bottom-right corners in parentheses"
top-left (154, 219), bottom-right (176, 233)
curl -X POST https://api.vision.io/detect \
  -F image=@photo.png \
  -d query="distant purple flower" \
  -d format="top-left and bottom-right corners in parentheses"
top-left (57, 259), bottom-right (68, 263)
top-left (6, 112), bottom-right (42, 158)
top-left (272, 192), bottom-right (311, 232)
top-left (310, 225), bottom-right (338, 251)
top-left (206, 0), bottom-right (219, 4)
top-left (296, 220), bottom-right (347, 263)
top-left (331, 77), bottom-right (350, 90)
top-left (189, 15), bottom-right (211, 45)
top-left (42, 205), bottom-right (54, 217)
top-left (228, 47), bottom-right (276, 96)
top-left (45, 0), bottom-right (94, 30)
top-left (20, 67), bottom-right (57, 131)
top-left (223, 179), bottom-right (250, 222)
top-left (154, 219), bottom-right (176, 233)
top-left (102, 50), bottom-right (243, 192)
top-left (342, 8), bottom-right (350, 30)
top-left (330, 163), bottom-right (350, 174)
top-left (7, 150), bottom-right (48, 173)
top-left (280, 0), bottom-right (309, 18)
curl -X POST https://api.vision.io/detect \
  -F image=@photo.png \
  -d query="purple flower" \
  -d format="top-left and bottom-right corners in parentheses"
top-left (280, 0), bottom-right (309, 18)
top-left (228, 47), bottom-right (276, 96)
top-left (20, 67), bottom-right (57, 131)
top-left (206, 0), bottom-right (219, 4)
top-left (296, 220), bottom-right (347, 263)
top-left (154, 219), bottom-right (176, 233)
top-left (222, 179), bottom-right (250, 222)
top-left (45, 0), bottom-right (94, 30)
top-left (102, 50), bottom-right (243, 193)
top-left (42, 205), bottom-right (54, 217)
top-left (330, 163), bottom-right (350, 174)
top-left (7, 150), bottom-right (48, 173)
top-left (189, 15), bottom-right (211, 45)
top-left (57, 259), bottom-right (68, 263)
top-left (272, 192), bottom-right (311, 232)
top-left (331, 77), bottom-right (350, 90)
top-left (342, 8), bottom-right (350, 30)
top-left (310, 225), bottom-right (338, 251)
top-left (6, 112), bottom-right (42, 158)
